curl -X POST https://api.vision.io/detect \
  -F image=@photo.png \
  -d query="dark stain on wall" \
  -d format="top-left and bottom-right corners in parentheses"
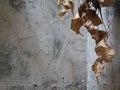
top-left (53, 38), bottom-right (63, 59)
top-left (0, 43), bottom-right (32, 79)
top-left (17, 57), bottom-right (30, 79)
top-left (31, 81), bottom-right (54, 90)
top-left (0, 44), bottom-right (14, 79)
top-left (114, 0), bottom-right (120, 17)
top-left (16, 47), bottom-right (32, 79)
top-left (9, 0), bottom-right (26, 12)
top-left (23, 50), bottom-right (33, 58)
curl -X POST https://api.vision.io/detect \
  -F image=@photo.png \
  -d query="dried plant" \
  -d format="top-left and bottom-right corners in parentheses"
top-left (57, 0), bottom-right (115, 84)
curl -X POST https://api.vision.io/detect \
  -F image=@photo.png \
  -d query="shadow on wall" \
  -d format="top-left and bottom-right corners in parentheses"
top-left (114, 0), bottom-right (120, 17)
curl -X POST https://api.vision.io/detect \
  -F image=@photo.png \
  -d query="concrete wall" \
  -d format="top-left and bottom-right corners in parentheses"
top-left (0, 0), bottom-right (120, 90)
top-left (0, 0), bottom-right (87, 90)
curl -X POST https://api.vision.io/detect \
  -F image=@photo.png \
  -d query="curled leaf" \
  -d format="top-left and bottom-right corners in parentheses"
top-left (71, 13), bottom-right (83, 34)
top-left (57, 0), bottom-right (64, 9)
top-left (58, 8), bottom-right (67, 17)
top-left (85, 20), bottom-right (94, 30)
top-left (92, 58), bottom-right (104, 84)
top-left (88, 29), bottom-right (108, 44)
top-left (99, 0), bottom-right (113, 7)
top-left (95, 39), bottom-right (115, 62)
top-left (86, 9), bottom-right (102, 26)
top-left (64, 0), bottom-right (74, 16)
top-left (91, 0), bottom-right (101, 10)
top-left (57, 0), bottom-right (74, 17)
top-left (69, 0), bottom-right (74, 16)
top-left (57, 0), bottom-right (114, 84)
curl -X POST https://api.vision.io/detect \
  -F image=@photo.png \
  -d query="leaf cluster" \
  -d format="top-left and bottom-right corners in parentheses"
top-left (57, 0), bottom-right (115, 84)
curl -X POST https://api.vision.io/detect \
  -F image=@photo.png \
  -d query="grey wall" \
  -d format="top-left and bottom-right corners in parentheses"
top-left (0, 0), bottom-right (120, 90)
top-left (0, 0), bottom-right (87, 90)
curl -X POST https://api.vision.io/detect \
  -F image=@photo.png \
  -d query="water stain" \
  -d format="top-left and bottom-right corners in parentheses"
top-left (53, 38), bottom-right (63, 59)
top-left (17, 57), bottom-right (30, 79)
top-left (23, 50), bottom-right (33, 58)
top-left (9, 0), bottom-right (26, 12)
top-left (114, 0), bottom-right (120, 17)
top-left (0, 43), bottom-right (32, 79)
top-left (0, 44), bottom-right (13, 79)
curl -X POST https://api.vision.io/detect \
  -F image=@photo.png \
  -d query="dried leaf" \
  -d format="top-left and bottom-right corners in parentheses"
top-left (58, 8), bottom-right (67, 17)
top-left (99, 0), bottom-right (113, 7)
top-left (92, 58), bottom-right (104, 84)
top-left (95, 39), bottom-right (115, 62)
top-left (69, 0), bottom-right (74, 16)
top-left (57, 0), bottom-right (74, 16)
top-left (91, 0), bottom-right (101, 11)
top-left (64, 0), bottom-right (74, 16)
top-left (88, 29), bottom-right (108, 44)
top-left (64, 0), bottom-right (70, 5)
top-left (57, 0), bottom-right (64, 9)
top-left (85, 20), bottom-right (94, 30)
top-left (86, 9), bottom-right (102, 26)
top-left (78, 2), bottom-right (86, 18)
top-left (71, 13), bottom-right (83, 34)
top-left (57, 0), bottom-right (115, 84)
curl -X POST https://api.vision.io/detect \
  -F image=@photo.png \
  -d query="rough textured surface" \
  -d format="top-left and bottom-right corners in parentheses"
top-left (0, 0), bottom-right (120, 90)
top-left (112, 17), bottom-right (120, 90)
top-left (0, 0), bottom-right (87, 90)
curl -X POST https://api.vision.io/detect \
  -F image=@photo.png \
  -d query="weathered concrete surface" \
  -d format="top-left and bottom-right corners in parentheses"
top-left (0, 0), bottom-right (120, 90)
top-left (112, 17), bottom-right (120, 90)
top-left (0, 0), bottom-right (87, 90)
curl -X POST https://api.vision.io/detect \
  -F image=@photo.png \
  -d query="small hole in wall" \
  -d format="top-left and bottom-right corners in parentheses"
top-left (33, 84), bottom-right (38, 87)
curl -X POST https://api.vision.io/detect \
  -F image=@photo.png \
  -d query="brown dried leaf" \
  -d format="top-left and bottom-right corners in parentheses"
top-left (71, 13), bottom-right (83, 34)
top-left (91, 0), bottom-right (101, 10)
top-left (57, 0), bottom-right (74, 16)
top-left (95, 39), bottom-right (115, 62)
top-left (63, 0), bottom-right (70, 6)
top-left (92, 58), bottom-right (104, 84)
top-left (88, 29), bottom-right (108, 44)
top-left (58, 8), bottom-right (67, 17)
top-left (85, 20), bottom-right (94, 30)
top-left (64, 0), bottom-right (74, 16)
top-left (78, 2), bottom-right (86, 18)
top-left (57, 0), bottom-right (64, 9)
top-left (99, 0), bottom-right (113, 7)
top-left (86, 9), bottom-right (102, 26)
top-left (69, 0), bottom-right (74, 16)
